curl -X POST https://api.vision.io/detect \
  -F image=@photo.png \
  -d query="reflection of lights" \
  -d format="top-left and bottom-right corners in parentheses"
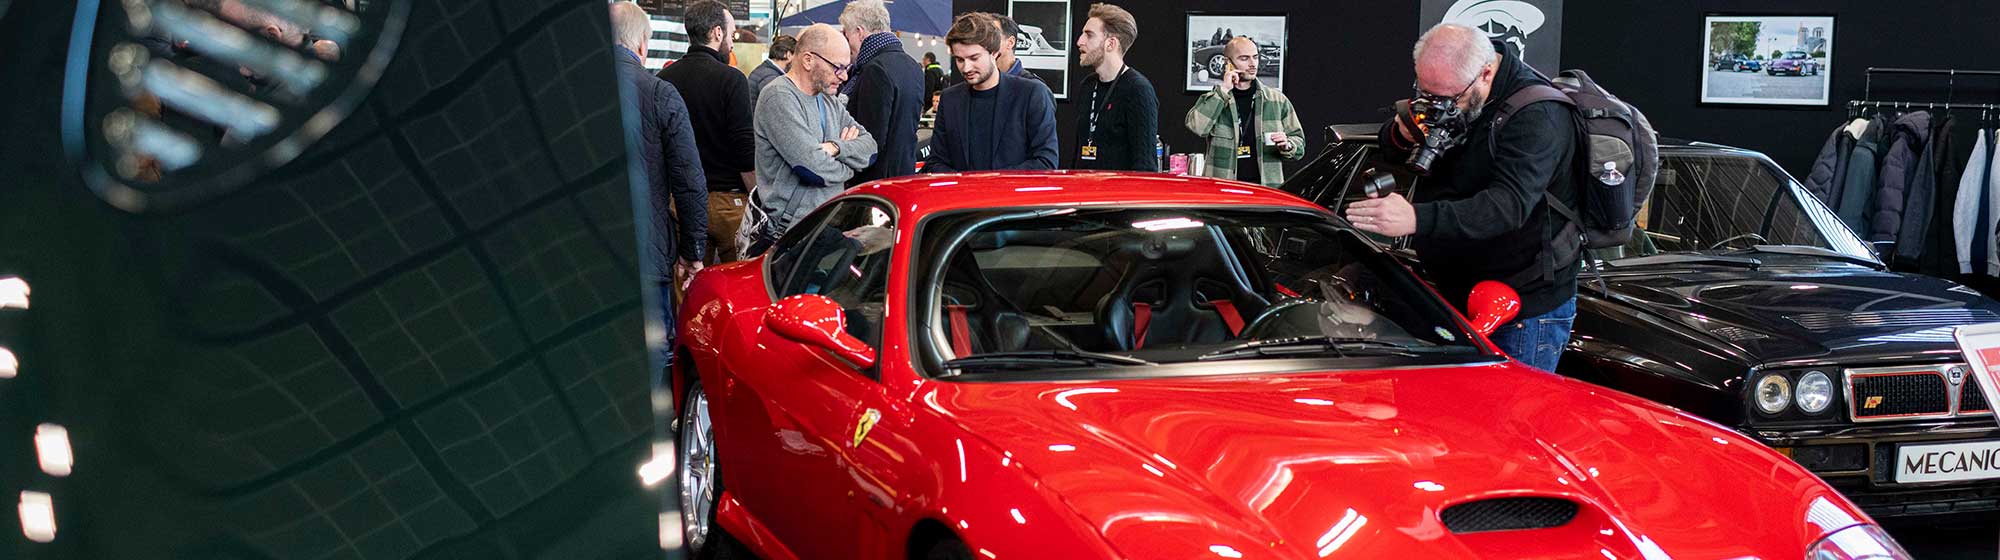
top-left (1587, 467), bottom-right (1599, 478)
top-left (637, 455), bottom-right (673, 486)
top-left (1804, 496), bottom-right (1858, 532)
top-left (1015, 186), bottom-right (1062, 192)
top-left (658, 513), bottom-right (683, 550)
top-left (1142, 464), bottom-right (1166, 477)
top-left (1211, 544), bottom-right (1245, 558)
top-left (1, 346), bottom-right (16, 379)
top-left (979, 549), bottom-right (998, 559)
top-left (1316, 508), bottom-right (1367, 557)
top-left (35, 425), bottom-right (72, 477)
top-left (1558, 477), bottom-right (1569, 485)
top-left (1011, 508), bottom-right (1027, 524)
top-left (1132, 217), bottom-right (1205, 231)
top-left (1152, 454), bottom-right (1178, 469)
top-left (0, 277), bottom-right (27, 309)
top-left (1712, 437), bottom-right (1729, 445)
top-left (19, 491), bottom-right (55, 543)
top-left (1789, 285), bottom-right (1819, 290)
top-left (1600, 549), bottom-right (1616, 560)
top-left (959, 520), bottom-right (970, 530)
top-left (1053, 387), bottom-right (1119, 410)
top-left (930, 181), bottom-right (960, 187)
top-left (1048, 444), bottom-right (1076, 452)
top-left (1220, 188), bottom-right (1255, 195)
top-left (1412, 481), bottom-right (1443, 492)
top-left (957, 439), bottom-right (968, 483)
top-left (1294, 398), bottom-right (1334, 406)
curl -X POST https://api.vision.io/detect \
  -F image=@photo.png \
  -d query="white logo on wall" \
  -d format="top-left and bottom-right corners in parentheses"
top-left (1422, 0), bottom-right (1562, 71)
top-left (1444, 0), bottom-right (1544, 58)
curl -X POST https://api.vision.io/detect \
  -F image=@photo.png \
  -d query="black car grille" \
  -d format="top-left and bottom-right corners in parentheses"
top-left (1439, 498), bottom-right (1578, 534)
top-left (1964, 377), bottom-right (1991, 413)
top-left (1788, 309), bottom-right (1999, 332)
top-left (1851, 372), bottom-right (1951, 419)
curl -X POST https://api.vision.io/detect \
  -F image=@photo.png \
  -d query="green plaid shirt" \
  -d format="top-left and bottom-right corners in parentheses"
top-left (1183, 83), bottom-right (1306, 187)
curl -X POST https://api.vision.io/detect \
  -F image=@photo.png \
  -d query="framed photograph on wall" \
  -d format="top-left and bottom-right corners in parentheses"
top-left (1008, 0), bottom-right (1070, 99)
top-left (1184, 13), bottom-right (1286, 93)
top-left (1700, 14), bottom-right (1834, 106)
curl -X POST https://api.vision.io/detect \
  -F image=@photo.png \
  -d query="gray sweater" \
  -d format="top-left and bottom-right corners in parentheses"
top-left (753, 76), bottom-right (878, 234)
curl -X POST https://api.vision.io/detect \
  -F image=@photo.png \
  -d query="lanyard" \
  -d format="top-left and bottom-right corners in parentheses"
top-left (1085, 66), bottom-right (1130, 147)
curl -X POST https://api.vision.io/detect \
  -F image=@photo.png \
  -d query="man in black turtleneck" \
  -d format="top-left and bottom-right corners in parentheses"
top-left (660, 0), bottom-right (757, 263)
top-left (1345, 24), bottom-right (1579, 372)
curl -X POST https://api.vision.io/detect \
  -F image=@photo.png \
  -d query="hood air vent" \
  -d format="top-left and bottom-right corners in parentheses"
top-left (1440, 497), bottom-right (1578, 534)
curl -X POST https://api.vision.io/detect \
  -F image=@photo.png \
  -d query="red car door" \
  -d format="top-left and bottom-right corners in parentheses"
top-left (716, 199), bottom-right (904, 559)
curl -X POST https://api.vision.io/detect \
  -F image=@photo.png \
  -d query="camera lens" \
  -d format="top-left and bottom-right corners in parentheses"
top-left (1361, 169), bottom-right (1396, 198)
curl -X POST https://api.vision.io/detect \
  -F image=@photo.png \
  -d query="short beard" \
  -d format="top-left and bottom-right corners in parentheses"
top-left (1079, 48), bottom-right (1101, 68)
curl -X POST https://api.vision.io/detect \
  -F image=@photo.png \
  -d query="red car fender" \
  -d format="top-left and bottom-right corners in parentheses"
top-left (893, 388), bottom-right (1135, 560)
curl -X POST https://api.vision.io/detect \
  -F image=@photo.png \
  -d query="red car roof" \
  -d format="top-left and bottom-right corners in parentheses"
top-left (847, 171), bottom-right (1326, 216)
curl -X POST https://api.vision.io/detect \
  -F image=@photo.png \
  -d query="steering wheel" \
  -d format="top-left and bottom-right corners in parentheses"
top-left (1239, 297), bottom-right (1318, 339)
top-left (1707, 233), bottom-right (1768, 250)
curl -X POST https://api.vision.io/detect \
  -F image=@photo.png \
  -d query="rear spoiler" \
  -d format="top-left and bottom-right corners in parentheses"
top-left (1327, 123), bottom-right (1380, 144)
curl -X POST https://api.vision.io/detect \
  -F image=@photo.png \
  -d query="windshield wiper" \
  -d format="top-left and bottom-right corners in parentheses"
top-left (1603, 253), bottom-right (1762, 270)
top-left (1725, 245), bottom-right (1885, 270)
top-left (1196, 336), bottom-right (1434, 361)
top-left (943, 350), bottom-right (1155, 372)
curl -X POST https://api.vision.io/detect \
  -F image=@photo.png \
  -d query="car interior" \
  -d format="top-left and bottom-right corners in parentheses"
top-left (923, 209), bottom-right (1468, 365)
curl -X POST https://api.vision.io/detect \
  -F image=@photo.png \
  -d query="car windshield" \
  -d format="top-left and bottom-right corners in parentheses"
top-left (917, 208), bottom-right (1485, 373)
top-left (1599, 152), bottom-right (1876, 263)
top-left (1786, 51), bottom-right (1810, 59)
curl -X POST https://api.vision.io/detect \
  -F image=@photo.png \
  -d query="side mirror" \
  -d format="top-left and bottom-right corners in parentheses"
top-left (765, 294), bottom-right (877, 369)
top-left (1467, 281), bottom-right (1522, 338)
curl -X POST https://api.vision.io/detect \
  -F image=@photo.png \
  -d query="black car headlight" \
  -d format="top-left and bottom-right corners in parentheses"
top-left (1796, 370), bottom-right (1834, 414)
top-left (1756, 373), bottom-right (1793, 415)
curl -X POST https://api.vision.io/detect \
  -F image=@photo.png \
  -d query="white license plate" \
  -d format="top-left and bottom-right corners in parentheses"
top-left (1894, 440), bottom-right (2000, 483)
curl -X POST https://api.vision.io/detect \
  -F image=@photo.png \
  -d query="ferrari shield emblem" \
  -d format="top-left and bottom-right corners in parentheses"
top-left (851, 408), bottom-right (882, 448)
top-left (1863, 396), bottom-right (1884, 410)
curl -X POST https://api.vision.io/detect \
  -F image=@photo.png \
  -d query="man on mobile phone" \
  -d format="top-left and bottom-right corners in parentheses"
top-left (1184, 36), bottom-right (1304, 187)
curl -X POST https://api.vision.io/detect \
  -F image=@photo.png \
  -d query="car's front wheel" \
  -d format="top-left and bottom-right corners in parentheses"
top-left (1207, 54), bottom-right (1227, 80)
top-left (678, 381), bottom-right (728, 558)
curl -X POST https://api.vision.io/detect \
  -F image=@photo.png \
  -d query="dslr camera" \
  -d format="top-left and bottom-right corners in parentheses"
top-left (1395, 95), bottom-right (1469, 175)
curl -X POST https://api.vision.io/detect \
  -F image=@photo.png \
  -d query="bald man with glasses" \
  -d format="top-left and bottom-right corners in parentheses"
top-left (746, 24), bottom-right (879, 257)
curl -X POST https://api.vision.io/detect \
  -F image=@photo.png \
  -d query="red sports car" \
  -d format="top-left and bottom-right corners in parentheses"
top-left (670, 173), bottom-right (1911, 559)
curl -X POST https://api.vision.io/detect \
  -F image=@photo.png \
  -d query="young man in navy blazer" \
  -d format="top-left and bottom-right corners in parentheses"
top-left (923, 13), bottom-right (1060, 173)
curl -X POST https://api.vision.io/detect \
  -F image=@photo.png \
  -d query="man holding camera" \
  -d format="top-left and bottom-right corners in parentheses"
top-left (1344, 24), bottom-right (1579, 372)
top-left (1184, 36), bottom-right (1305, 187)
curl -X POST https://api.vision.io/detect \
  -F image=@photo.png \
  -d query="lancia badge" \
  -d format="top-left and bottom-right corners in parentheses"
top-left (1863, 396), bottom-right (1884, 409)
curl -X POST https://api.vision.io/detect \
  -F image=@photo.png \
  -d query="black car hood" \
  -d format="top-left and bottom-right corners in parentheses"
top-left (1597, 262), bottom-right (2000, 364)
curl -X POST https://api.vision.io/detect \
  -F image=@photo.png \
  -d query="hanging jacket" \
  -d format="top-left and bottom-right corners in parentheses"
top-left (1907, 114), bottom-right (1958, 273)
top-left (1872, 111), bottom-right (1932, 244)
top-left (1952, 130), bottom-right (1999, 275)
top-left (1836, 115), bottom-right (1885, 235)
top-left (1804, 122), bottom-right (1854, 205)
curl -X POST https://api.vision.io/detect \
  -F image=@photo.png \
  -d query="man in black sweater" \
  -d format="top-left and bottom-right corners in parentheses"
top-left (1345, 25), bottom-right (1579, 372)
top-left (1069, 3), bottom-right (1158, 172)
top-left (660, 0), bottom-right (756, 263)
top-left (925, 13), bottom-right (1060, 173)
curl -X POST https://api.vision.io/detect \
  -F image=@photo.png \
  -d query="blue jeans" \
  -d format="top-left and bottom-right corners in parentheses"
top-left (1488, 297), bottom-right (1575, 372)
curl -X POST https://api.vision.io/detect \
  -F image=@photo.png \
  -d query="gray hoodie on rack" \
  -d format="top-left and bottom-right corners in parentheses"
top-left (753, 75), bottom-right (879, 236)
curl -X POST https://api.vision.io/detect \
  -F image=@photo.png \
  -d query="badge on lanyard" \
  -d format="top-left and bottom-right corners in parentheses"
top-left (1080, 144), bottom-right (1099, 161)
top-left (1235, 145), bottom-right (1252, 158)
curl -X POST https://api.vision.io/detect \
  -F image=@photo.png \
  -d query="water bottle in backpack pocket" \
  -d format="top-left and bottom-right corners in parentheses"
top-left (1491, 69), bottom-right (1659, 251)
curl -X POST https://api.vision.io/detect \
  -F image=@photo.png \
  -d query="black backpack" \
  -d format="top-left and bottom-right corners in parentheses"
top-left (1490, 69), bottom-right (1659, 250)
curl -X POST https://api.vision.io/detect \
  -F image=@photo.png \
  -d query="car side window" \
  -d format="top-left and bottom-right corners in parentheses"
top-left (771, 200), bottom-right (897, 346)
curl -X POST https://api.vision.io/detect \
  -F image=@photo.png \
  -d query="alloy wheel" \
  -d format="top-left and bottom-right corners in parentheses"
top-left (678, 384), bottom-right (716, 554)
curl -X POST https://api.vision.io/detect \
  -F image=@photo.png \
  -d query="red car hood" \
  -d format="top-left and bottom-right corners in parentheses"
top-left (931, 363), bottom-right (1863, 559)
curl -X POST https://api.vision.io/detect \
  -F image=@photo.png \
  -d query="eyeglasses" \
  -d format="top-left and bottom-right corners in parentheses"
top-left (1412, 71), bottom-right (1480, 105)
top-left (806, 51), bottom-right (850, 75)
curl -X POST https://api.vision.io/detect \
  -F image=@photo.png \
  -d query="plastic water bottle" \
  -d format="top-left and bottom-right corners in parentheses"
top-left (1597, 161), bottom-right (1626, 186)
top-left (1156, 136), bottom-right (1166, 167)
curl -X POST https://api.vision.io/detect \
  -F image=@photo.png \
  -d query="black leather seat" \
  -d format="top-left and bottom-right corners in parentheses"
top-left (1095, 234), bottom-right (1269, 351)
top-left (940, 248), bottom-right (1035, 355)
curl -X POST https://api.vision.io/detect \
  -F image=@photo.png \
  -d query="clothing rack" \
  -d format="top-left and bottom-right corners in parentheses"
top-left (1860, 67), bottom-right (2000, 110)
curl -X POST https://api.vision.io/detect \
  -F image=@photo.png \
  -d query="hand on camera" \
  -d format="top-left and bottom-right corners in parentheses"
top-left (1391, 99), bottom-right (1423, 144)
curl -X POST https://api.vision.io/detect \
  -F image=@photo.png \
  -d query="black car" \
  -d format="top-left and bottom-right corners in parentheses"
top-left (1714, 53), bottom-right (1761, 72)
top-left (1281, 125), bottom-right (2000, 520)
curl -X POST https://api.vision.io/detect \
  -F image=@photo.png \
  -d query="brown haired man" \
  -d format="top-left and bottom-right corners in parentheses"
top-left (1070, 3), bottom-right (1157, 171)
top-left (923, 13), bottom-right (1059, 172)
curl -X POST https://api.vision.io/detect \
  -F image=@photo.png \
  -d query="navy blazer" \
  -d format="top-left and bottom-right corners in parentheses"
top-left (923, 74), bottom-right (1060, 173)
